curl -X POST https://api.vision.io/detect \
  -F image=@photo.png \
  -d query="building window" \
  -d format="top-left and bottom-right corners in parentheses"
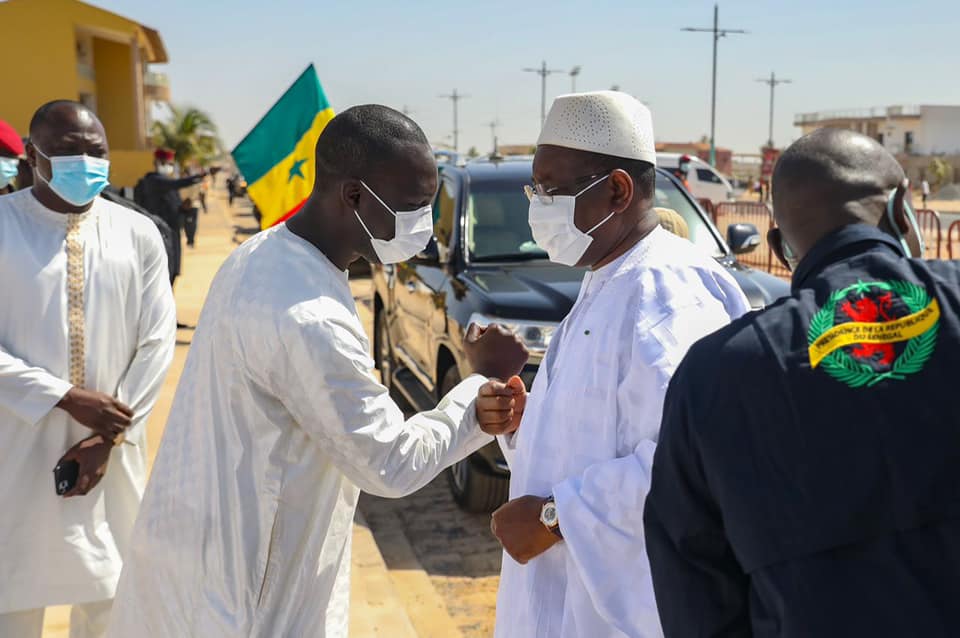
top-left (905, 131), bottom-right (914, 153)
top-left (877, 133), bottom-right (884, 145)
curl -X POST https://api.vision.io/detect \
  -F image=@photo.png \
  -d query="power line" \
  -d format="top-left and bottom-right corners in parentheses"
top-left (485, 118), bottom-right (501, 154)
top-left (682, 3), bottom-right (748, 167)
top-left (569, 65), bottom-right (582, 93)
top-left (755, 71), bottom-right (792, 148)
top-left (438, 90), bottom-right (469, 153)
top-left (523, 61), bottom-right (565, 128)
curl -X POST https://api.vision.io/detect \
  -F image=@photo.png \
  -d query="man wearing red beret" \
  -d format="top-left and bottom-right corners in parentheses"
top-left (0, 119), bottom-right (25, 194)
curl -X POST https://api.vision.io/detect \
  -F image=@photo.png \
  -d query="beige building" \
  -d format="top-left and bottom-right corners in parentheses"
top-left (0, 0), bottom-right (171, 187)
top-left (795, 105), bottom-right (960, 156)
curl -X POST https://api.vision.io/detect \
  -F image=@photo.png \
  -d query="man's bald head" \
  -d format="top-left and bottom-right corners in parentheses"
top-left (314, 104), bottom-right (431, 186)
top-left (773, 128), bottom-right (904, 229)
top-left (29, 100), bottom-right (106, 149)
top-left (770, 128), bottom-right (912, 265)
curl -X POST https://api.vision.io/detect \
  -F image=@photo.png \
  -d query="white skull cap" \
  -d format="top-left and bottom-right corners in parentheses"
top-left (537, 91), bottom-right (656, 165)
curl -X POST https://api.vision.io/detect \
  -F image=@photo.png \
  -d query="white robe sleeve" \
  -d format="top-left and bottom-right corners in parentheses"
top-left (0, 345), bottom-right (73, 426)
top-left (114, 227), bottom-right (177, 441)
top-left (550, 306), bottom-right (707, 637)
top-left (551, 388), bottom-right (665, 636)
top-left (269, 310), bottom-right (492, 499)
top-left (497, 431), bottom-right (519, 469)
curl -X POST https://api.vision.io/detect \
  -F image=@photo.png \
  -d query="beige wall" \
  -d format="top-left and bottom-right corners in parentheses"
top-left (92, 37), bottom-right (138, 150)
top-left (0, 1), bottom-right (80, 135)
top-left (0, 0), bottom-right (159, 154)
top-left (109, 149), bottom-right (154, 189)
top-left (897, 154), bottom-right (960, 186)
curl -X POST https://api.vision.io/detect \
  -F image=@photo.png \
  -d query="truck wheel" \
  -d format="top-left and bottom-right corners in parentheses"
top-left (441, 366), bottom-right (510, 513)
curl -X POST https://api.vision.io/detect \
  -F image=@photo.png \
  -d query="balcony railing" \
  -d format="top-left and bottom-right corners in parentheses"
top-left (795, 105), bottom-right (921, 125)
top-left (144, 72), bottom-right (169, 87)
top-left (144, 72), bottom-right (171, 102)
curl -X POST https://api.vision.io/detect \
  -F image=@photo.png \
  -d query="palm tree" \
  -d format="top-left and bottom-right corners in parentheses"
top-left (151, 106), bottom-right (221, 169)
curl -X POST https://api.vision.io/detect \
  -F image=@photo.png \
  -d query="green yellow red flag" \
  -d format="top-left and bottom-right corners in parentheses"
top-left (232, 64), bottom-right (334, 229)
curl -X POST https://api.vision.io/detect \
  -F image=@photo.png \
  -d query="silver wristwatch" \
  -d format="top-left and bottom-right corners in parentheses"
top-left (540, 496), bottom-right (562, 538)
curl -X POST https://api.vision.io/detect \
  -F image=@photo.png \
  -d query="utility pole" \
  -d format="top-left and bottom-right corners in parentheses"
top-left (682, 3), bottom-right (748, 167)
top-left (755, 71), bottom-right (791, 148)
top-left (401, 105), bottom-right (414, 117)
top-left (569, 65), bottom-right (582, 93)
top-left (438, 90), bottom-right (469, 153)
top-left (486, 118), bottom-right (501, 154)
top-left (523, 61), bottom-right (565, 127)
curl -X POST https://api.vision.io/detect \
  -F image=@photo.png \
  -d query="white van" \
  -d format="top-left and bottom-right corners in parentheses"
top-left (657, 152), bottom-right (734, 205)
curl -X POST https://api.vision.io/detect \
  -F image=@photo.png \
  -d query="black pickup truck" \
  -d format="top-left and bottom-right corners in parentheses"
top-left (372, 157), bottom-right (789, 512)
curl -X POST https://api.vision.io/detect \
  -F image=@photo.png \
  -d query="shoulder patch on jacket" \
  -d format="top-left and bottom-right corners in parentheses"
top-left (807, 279), bottom-right (939, 387)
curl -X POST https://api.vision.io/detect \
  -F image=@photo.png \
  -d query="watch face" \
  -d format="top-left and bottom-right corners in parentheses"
top-left (541, 503), bottom-right (558, 527)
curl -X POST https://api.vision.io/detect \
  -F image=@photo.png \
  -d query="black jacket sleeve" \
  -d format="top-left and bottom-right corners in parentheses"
top-left (154, 174), bottom-right (205, 191)
top-left (644, 364), bottom-right (752, 637)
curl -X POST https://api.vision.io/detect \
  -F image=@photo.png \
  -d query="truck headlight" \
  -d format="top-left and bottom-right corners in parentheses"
top-left (468, 313), bottom-right (558, 354)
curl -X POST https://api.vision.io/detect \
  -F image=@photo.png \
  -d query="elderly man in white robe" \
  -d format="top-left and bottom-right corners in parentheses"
top-left (107, 105), bottom-right (529, 638)
top-left (476, 91), bottom-right (751, 637)
top-left (0, 101), bottom-right (175, 637)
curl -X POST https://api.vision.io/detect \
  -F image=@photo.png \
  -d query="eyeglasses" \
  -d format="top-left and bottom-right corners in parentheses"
top-left (523, 172), bottom-right (608, 205)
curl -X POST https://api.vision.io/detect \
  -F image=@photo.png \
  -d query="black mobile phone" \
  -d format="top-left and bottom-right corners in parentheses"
top-left (54, 459), bottom-right (80, 496)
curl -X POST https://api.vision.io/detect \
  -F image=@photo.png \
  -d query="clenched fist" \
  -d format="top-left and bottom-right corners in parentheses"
top-left (476, 376), bottom-right (526, 435)
top-left (463, 323), bottom-right (529, 381)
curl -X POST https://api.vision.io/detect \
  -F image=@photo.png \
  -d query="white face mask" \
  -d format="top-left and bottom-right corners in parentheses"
top-left (158, 163), bottom-right (175, 176)
top-left (527, 174), bottom-right (614, 266)
top-left (355, 180), bottom-right (434, 264)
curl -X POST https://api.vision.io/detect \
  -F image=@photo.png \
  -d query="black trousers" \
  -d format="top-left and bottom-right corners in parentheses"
top-left (183, 207), bottom-right (199, 245)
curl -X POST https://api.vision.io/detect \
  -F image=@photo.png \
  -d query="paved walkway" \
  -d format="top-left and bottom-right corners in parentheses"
top-left (42, 188), bottom-right (423, 637)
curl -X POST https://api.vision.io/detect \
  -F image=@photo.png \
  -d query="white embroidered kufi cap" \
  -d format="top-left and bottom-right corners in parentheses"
top-left (537, 90), bottom-right (656, 165)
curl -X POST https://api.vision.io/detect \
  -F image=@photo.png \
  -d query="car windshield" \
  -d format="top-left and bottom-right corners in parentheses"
top-left (466, 172), bottom-right (725, 261)
top-left (466, 180), bottom-right (546, 261)
top-left (652, 174), bottom-right (725, 258)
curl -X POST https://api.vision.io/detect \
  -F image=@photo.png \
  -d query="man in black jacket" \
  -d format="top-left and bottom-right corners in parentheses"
top-left (644, 128), bottom-right (960, 637)
top-left (135, 148), bottom-right (206, 287)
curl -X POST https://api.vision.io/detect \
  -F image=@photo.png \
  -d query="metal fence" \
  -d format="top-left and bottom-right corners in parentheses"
top-left (948, 220), bottom-right (960, 259)
top-left (712, 202), bottom-right (792, 279)
top-left (698, 200), bottom-right (956, 281)
top-left (916, 209), bottom-right (943, 259)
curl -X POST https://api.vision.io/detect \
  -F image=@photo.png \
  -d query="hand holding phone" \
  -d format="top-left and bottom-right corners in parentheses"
top-left (53, 459), bottom-right (80, 496)
top-left (53, 435), bottom-right (114, 497)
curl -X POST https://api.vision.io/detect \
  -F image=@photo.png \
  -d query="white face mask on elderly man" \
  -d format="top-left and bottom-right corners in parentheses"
top-left (525, 174), bottom-right (614, 267)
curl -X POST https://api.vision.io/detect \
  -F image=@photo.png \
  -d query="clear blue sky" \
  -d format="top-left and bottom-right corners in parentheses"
top-left (92, 0), bottom-right (960, 157)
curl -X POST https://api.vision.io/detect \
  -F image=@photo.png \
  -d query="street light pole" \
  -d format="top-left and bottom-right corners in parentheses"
top-left (570, 65), bottom-right (582, 93)
top-left (486, 118), bottom-right (501, 154)
top-left (755, 71), bottom-right (792, 148)
top-left (438, 90), bottom-right (469, 153)
top-left (682, 3), bottom-right (748, 167)
top-left (524, 61), bottom-right (565, 128)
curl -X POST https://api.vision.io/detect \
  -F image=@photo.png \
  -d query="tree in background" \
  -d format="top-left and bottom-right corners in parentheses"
top-left (152, 106), bottom-right (221, 169)
top-left (926, 158), bottom-right (955, 190)
top-left (466, 146), bottom-right (480, 159)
